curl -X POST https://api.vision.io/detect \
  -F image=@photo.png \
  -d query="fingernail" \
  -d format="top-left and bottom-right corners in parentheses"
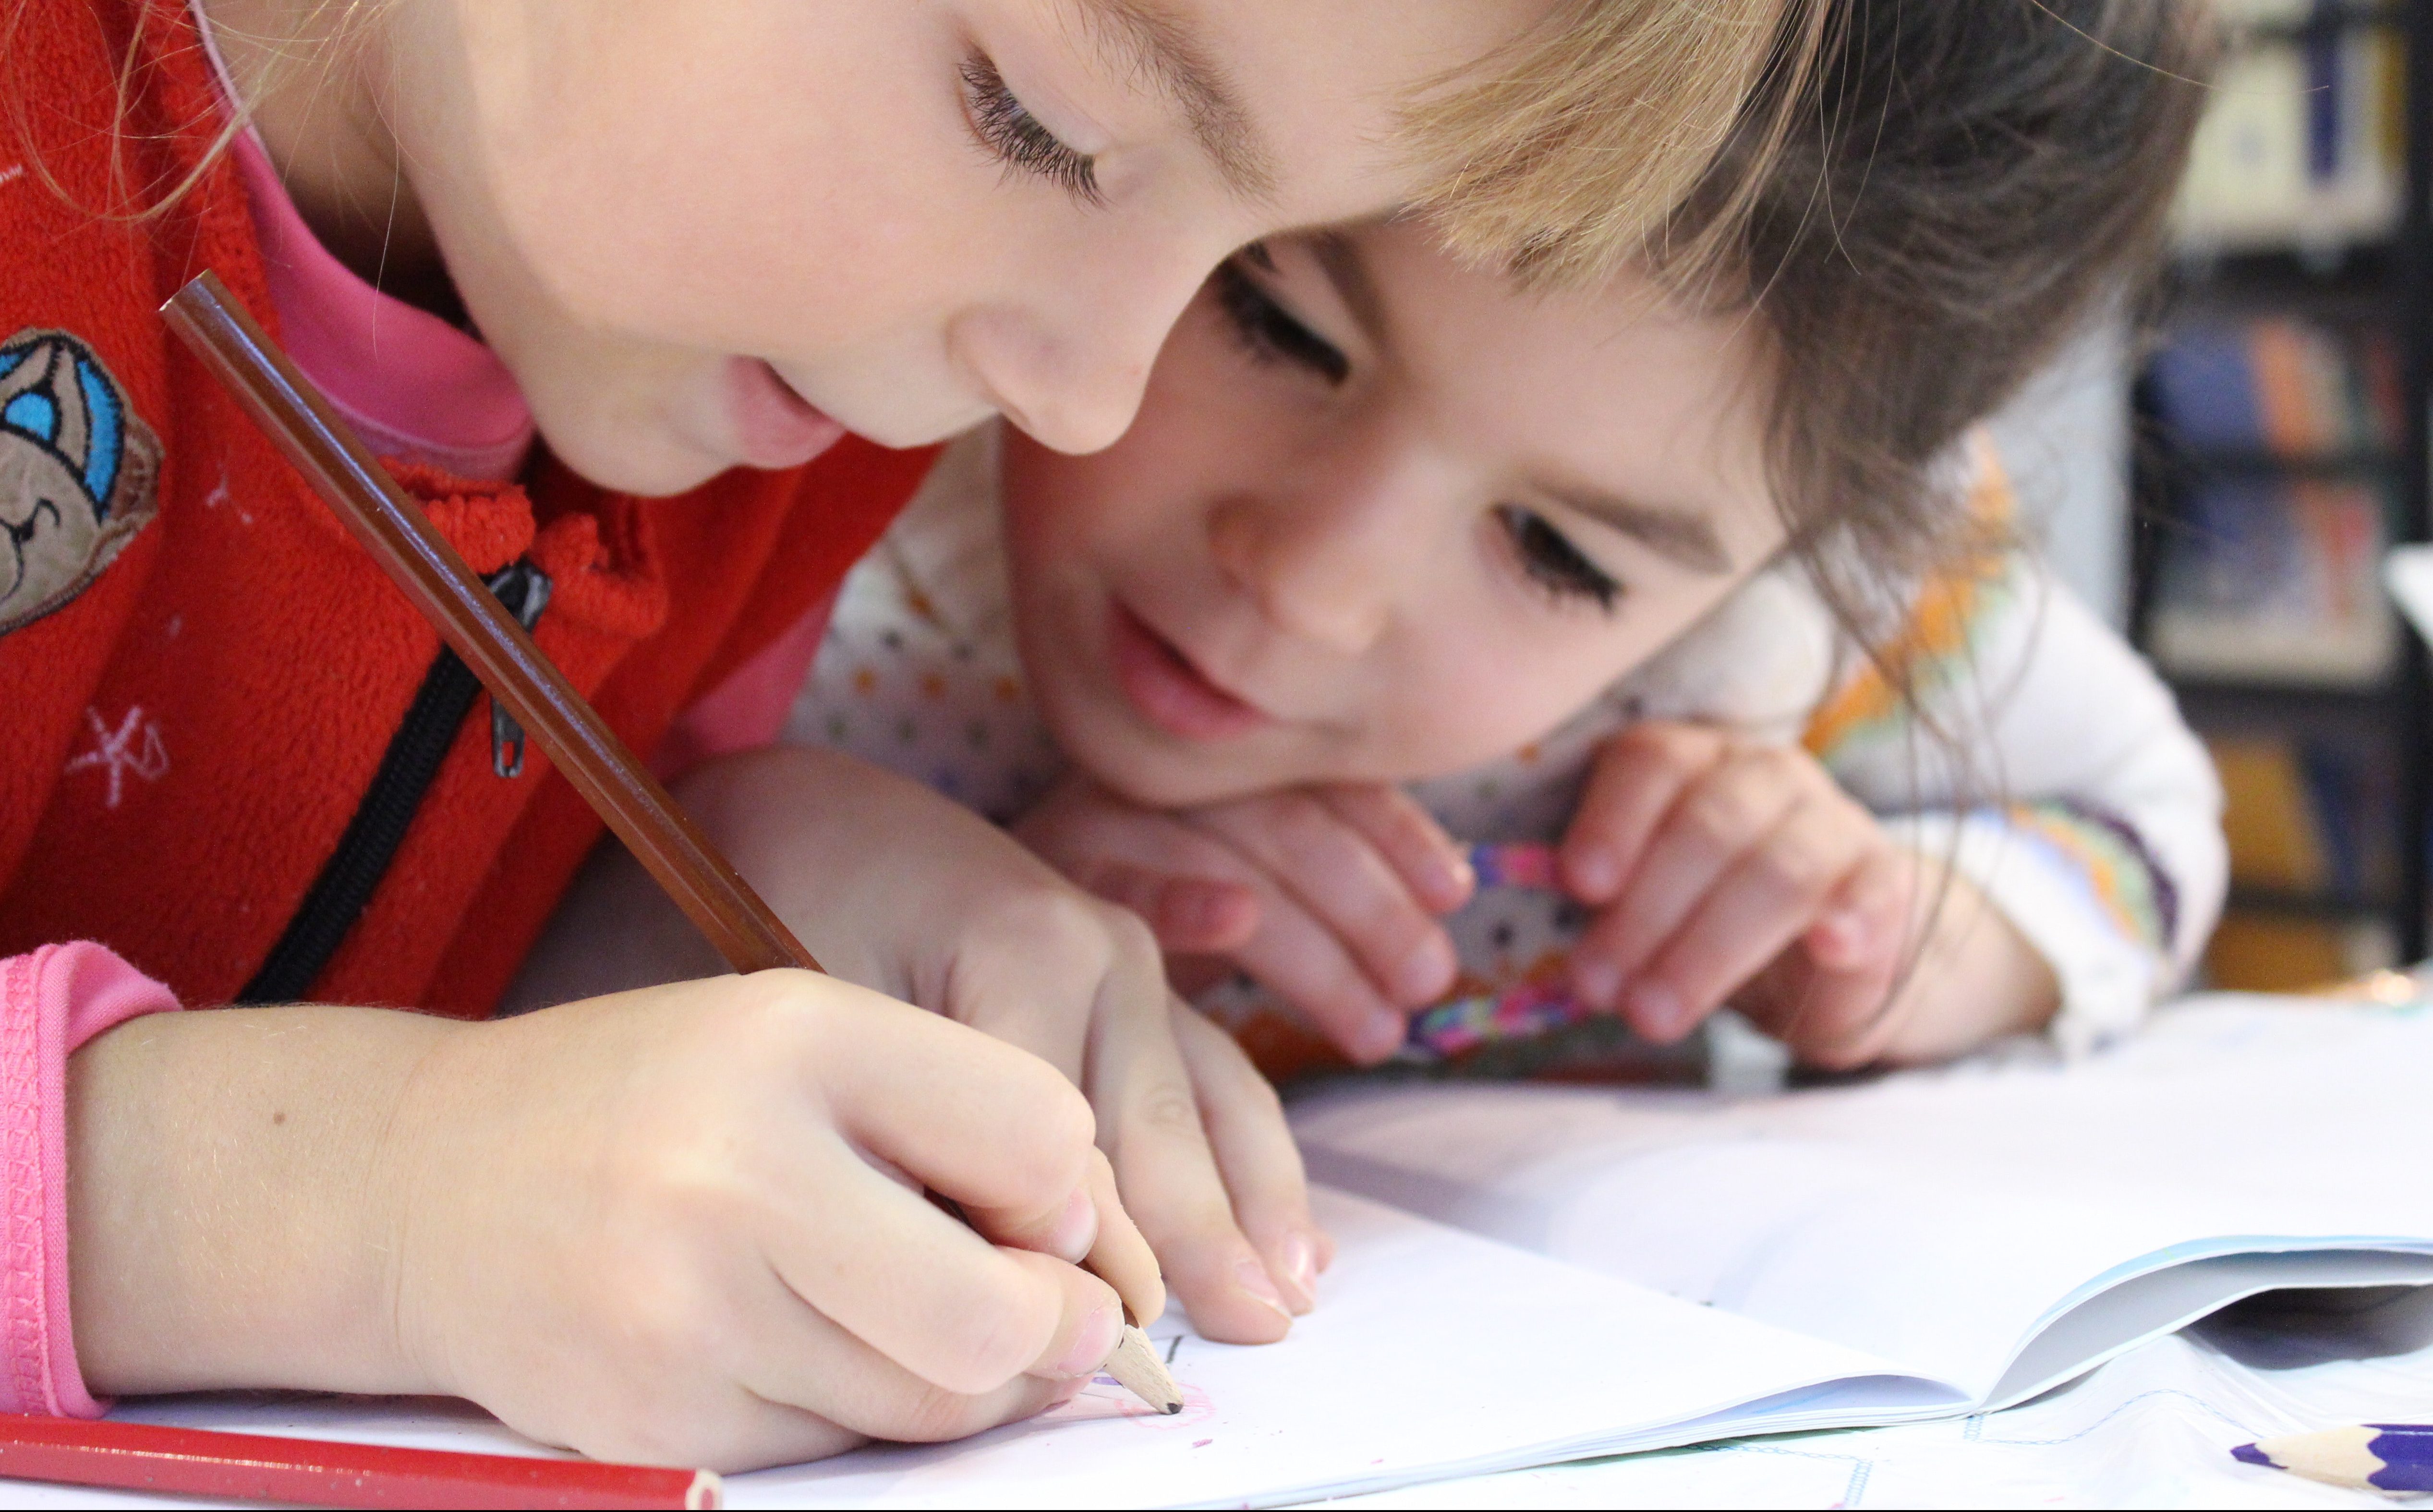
top-left (1234, 1256), bottom-right (1294, 1323)
top-left (1625, 982), bottom-right (1687, 1040)
top-left (1280, 1232), bottom-right (1319, 1313)
top-left (1574, 957), bottom-right (1622, 1010)
top-left (1353, 1010), bottom-right (1406, 1063)
top-left (1423, 847), bottom-right (1475, 911)
top-left (1045, 1187), bottom-right (1097, 1263)
top-left (1053, 1302), bottom-right (1122, 1378)
top-left (1394, 938), bottom-right (1454, 1003)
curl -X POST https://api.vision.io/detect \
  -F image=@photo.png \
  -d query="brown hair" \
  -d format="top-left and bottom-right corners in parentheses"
top-left (1681, 0), bottom-right (2216, 1030)
top-left (1691, 0), bottom-right (2217, 631)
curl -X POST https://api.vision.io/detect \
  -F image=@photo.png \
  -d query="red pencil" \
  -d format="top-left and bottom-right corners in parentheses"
top-left (0, 1416), bottom-right (719, 1508)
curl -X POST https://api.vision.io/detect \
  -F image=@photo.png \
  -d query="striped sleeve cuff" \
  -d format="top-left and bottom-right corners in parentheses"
top-left (1883, 804), bottom-right (2177, 1058)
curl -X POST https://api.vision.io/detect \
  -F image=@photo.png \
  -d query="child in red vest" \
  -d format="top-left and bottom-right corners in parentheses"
top-left (0, 0), bottom-right (1818, 1472)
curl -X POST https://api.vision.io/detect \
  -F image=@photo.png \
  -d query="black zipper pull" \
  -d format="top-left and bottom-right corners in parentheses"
top-left (484, 560), bottom-right (553, 777)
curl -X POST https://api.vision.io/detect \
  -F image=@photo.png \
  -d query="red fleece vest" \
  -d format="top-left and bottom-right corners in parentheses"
top-left (0, 1), bottom-right (931, 1014)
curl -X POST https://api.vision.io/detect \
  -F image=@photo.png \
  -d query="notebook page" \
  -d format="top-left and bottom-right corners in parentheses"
top-left (1293, 998), bottom-right (2433, 1402)
top-left (730, 1188), bottom-right (1937, 1509)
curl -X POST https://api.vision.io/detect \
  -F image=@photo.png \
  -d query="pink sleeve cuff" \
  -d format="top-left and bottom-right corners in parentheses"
top-left (0, 944), bottom-right (182, 1418)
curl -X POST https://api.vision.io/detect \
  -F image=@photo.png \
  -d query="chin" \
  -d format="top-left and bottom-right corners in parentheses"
top-left (1069, 727), bottom-right (1281, 811)
top-left (531, 412), bottom-right (731, 499)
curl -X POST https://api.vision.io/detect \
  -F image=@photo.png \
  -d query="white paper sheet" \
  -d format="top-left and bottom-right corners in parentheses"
top-left (730, 1189), bottom-right (1919, 1508)
top-left (1291, 999), bottom-right (2433, 1401)
top-left (1325, 1285), bottom-right (2433, 1510)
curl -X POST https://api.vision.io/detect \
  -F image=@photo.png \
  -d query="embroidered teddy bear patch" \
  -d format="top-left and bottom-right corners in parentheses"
top-left (0, 328), bottom-right (162, 637)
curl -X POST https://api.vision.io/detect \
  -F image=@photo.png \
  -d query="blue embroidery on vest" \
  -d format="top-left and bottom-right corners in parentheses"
top-left (0, 329), bottom-right (162, 636)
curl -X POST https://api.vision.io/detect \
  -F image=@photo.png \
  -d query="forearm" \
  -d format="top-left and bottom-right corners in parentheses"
top-left (67, 1005), bottom-right (456, 1396)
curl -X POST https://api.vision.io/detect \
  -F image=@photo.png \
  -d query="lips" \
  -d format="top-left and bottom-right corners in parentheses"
top-left (1108, 602), bottom-right (1273, 741)
top-left (726, 358), bottom-right (846, 470)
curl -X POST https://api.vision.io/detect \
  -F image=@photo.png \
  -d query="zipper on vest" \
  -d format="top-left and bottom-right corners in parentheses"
top-left (238, 560), bottom-right (553, 1005)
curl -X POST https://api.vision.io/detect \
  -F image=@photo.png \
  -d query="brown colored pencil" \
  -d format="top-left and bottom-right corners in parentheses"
top-left (161, 271), bottom-right (815, 977)
top-left (162, 268), bottom-right (1182, 1418)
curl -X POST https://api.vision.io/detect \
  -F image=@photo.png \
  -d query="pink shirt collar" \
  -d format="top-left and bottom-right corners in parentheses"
top-left (195, 10), bottom-right (536, 482)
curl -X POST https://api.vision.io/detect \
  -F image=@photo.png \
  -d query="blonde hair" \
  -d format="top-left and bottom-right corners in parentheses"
top-left (1403, 0), bottom-right (1829, 290)
top-left (26, 0), bottom-right (1817, 285)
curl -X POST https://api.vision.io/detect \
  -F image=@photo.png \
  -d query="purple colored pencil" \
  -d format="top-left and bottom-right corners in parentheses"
top-left (2233, 1424), bottom-right (2433, 1494)
top-left (1468, 842), bottom-right (1561, 892)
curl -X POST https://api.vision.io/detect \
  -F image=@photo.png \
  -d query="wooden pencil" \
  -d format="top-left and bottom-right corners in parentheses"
top-left (160, 271), bottom-right (818, 979)
top-left (162, 267), bottom-right (1183, 1419)
top-left (0, 1416), bottom-right (717, 1509)
top-left (2234, 1423), bottom-right (2433, 1495)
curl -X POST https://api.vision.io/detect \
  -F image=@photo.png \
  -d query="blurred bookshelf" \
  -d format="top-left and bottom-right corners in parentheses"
top-left (2129, 0), bottom-right (2433, 989)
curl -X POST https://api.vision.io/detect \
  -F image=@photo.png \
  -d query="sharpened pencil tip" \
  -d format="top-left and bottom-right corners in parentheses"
top-left (1103, 1324), bottom-right (1185, 1415)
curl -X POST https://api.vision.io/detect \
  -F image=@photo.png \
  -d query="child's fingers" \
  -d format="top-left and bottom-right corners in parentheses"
top-left (730, 1260), bottom-right (1083, 1453)
top-left (1569, 750), bottom-right (1804, 1008)
top-left (1734, 852), bottom-right (1916, 1064)
top-left (1016, 782), bottom-right (1270, 955)
top-left (1618, 796), bottom-right (1875, 1042)
top-left (1748, 952), bottom-right (1908, 1070)
top-left (1314, 784), bottom-right (1476, 913)
top-left (1083, 861), bottom-right (1264, 954)
top-left (1190, 792), bottom-right (1457, 1011)
top-left (1170, 1003), bottom-right (1324, 1314)
top-left (1559, 724), bottom-right (1731, 903)
top-left (1089, 983), bottom-right (1300, 1346)
top-left (1073, 1149), bottom-right (1163, 1320)
top-left (1221, 897), bottom-right (1409, 1063)
top-left (764, 1136), bottom-right (1115, 1397)
top-left (811, 980), bottom-right (1105, 1213)
top-left (1801, 845), bottom-right (1914, 972)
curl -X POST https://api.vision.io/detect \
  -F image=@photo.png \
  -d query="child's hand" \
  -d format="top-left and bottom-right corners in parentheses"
top-left (1560, 723), bottom-right (2058, 1065)
top-left (658, 748), bottom-right (1325, 1344)
top-left (70, 975), bottom-right (1156, 1471)
top-left (1015, 775), bottom-right (1474, 1065)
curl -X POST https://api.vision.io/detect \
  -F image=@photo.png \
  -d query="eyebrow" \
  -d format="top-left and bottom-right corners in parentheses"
top-left (1070, 0), bottom-right (1279, 202)
top-left (1542, 486), bottom-right (1734, 575)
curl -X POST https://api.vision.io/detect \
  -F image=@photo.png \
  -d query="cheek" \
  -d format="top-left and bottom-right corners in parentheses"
top-left (1377, 630), bottom-right (1624, 776)
top-left (1368, 581), bottom-right (1696, 780)
top-left (464, 4), bottom-right (955, 352)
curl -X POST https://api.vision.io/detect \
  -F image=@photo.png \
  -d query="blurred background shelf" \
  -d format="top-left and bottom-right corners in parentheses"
top-left (2129, 0), bottom-right (2433, 986)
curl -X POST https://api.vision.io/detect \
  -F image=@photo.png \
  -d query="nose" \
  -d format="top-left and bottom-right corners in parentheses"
top-left (1207, 429), bottom-right (1441, 657)
top-left (948, 251), bottom-right (1210, 456)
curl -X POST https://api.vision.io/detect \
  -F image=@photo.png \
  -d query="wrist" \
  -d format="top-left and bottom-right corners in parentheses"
top-left (69, 1006), bottom-right (460, 1397)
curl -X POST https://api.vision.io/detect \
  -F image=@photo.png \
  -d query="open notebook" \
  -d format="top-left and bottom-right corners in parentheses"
top-left (733, 996), bottom-right (2433, 1507)
top-left (87, 996), bottom-right (2433, 1511)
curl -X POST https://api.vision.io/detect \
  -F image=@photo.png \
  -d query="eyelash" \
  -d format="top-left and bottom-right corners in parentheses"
top-left (961, 55), bottom-right (1103, 207)
top-left (1212, 258), bottom-right (1618, 614)
top-left (1495, 505), bottom-right (1623, 613)
top-left (1213, 257), bottom-right (1350, 385)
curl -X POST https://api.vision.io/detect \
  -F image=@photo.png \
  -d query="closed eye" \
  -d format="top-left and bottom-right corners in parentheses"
top-left (1213, 257), bottom-right (1350, 385)
top-left (1495, 504), bottom-right (1622, 613)
top-left (962, 54), bottom-right (1103, 207)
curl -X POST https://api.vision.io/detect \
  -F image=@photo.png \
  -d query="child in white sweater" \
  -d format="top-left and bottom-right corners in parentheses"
top-left (791, 3), bottom-right (2224, 1079)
